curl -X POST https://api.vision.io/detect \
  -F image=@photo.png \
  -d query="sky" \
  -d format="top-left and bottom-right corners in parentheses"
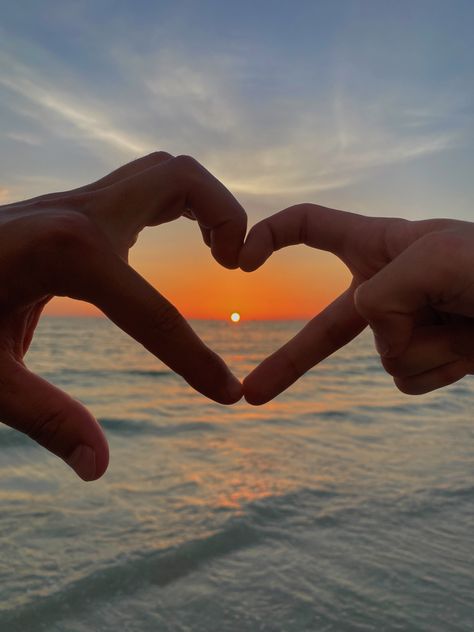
top-left (1, 0), bottom-right (473, 319)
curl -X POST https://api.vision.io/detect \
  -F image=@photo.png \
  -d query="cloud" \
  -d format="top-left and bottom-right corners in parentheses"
top-left (198, 96), bottom-right (459, 196)
top-left (0, 33), bottom-right (465, 206)
top-left (0, 51), bottom-right (151, 156)
top-left (6, 131), bottom-right (42, 146)
top-left (143, 52), bottom-right (241, 135)
top-left (115, 48), bottom-right (462, 198)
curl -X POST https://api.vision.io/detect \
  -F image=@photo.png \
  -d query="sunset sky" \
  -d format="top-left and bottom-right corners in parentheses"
top-left (1, 1), bottom-right (473, 319)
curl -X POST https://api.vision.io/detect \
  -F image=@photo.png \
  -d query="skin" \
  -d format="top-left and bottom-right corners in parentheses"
top-left (0, 152), bottom-right (246, 481)
top-left (239, 204), bottom-right (474, 405)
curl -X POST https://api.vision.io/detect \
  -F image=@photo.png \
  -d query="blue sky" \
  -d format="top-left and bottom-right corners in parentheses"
top-left (1, 0), bottom-right (473, 224)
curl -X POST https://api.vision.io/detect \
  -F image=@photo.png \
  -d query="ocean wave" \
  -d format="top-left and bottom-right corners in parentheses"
top-left (0, 486), bottom-right (342, 629)
top-left (346, 483), bottom-right (474, 527)
top-left (0, 520), bottom-right (262, 629)
top-left (301, 408), bottom-right (374, 425)
top-left (300, 397), bottom-right (464, 426)
top-left (397, 483), bottom-right (474, 516)
top-left (41, 368), bottom-right (173, 381)
top-left (0, 418), bottom-right (217, 452)
top-left (117, 369), bottom-right (173, 378)
top-left (99, 417), bottom-right (217, 437)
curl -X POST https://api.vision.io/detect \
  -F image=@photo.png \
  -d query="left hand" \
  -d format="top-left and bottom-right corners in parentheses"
top-left (0, 152), bottom-right (246, 480)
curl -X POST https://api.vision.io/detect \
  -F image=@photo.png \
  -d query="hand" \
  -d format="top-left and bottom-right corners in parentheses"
top-left (239, 204), bottom-right (474, 403)
top-left (0, 152), bottom-right (246, 480)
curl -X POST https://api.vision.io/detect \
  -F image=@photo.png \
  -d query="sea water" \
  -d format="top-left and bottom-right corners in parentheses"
top-left (0, 317), bottom-right (473, 631)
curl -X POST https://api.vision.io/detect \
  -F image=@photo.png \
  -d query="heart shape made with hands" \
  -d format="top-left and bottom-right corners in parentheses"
top-left (1, 150), bottom-right (472, 482)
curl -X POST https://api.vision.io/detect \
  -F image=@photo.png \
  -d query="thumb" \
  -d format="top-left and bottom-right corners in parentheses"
top-left (353, 232), bottom-right (458, 358)
top-left (0, 360), bottom-right (109, 481)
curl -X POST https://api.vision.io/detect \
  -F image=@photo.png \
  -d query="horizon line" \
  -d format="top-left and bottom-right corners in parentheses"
top-left (40, 314), bottom-right (311, 322)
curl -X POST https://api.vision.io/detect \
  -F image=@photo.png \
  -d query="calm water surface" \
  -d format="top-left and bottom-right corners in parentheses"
top-left (0, 318), bottom-right (473, 631)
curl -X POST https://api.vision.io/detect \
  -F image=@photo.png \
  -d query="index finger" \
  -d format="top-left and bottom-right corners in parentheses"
top-left (49, 235), bottom-right (242, 405)
top-left (243, 288), bottom-right (366, 404)
top-left (100, 155), bottom-right (247, 269)
top-left (239, 204), bottom-right (369, 272)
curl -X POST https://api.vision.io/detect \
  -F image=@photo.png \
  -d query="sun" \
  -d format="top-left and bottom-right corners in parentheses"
top-left (230, 312), bottom-right (241, 323)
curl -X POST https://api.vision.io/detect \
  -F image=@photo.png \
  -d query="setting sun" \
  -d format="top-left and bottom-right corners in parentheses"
top-left (230, 312), bottom-right (241, 323)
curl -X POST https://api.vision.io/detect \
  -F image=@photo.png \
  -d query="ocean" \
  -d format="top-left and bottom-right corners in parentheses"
top-left (0, 317), bottom-right (473, 632)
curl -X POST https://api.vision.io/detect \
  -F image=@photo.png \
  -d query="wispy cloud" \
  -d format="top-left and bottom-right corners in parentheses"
top-left (6, 131), bottom-right (42, 146)
top-left (0, 25), bottom-right (467, 205)
top-left (0, 52), bottom-right (151, 156)
top-left (209, 123), bottom-right (458, 197)
top-left (115, 48), bottom-right (462, 197)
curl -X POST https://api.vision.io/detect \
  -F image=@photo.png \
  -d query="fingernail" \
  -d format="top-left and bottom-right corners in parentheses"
top-left (226, 376), bottom-right (243, 403)
top-left (66, 445), bottom-right (97, 481)
top-left (374, 334), bottom-right (390, 357)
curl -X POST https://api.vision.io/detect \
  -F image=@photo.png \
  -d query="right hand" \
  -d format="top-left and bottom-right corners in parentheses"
top-left (0, 152), bottom-right (246, 480)
top-left (239, 204), bottom-right (474, 403)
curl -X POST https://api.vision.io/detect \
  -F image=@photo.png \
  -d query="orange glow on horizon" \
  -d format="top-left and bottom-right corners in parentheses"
top-left (43, 246), bottom-right (351, 320)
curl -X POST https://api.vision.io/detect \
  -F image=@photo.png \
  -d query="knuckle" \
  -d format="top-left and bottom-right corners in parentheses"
top-left (420, 231), bottom-right (465, 276)
top-left (148, 150), bottom-right (173, 162)
top-left (27, 408), bottom-right (65, 451)
top-left (417, 230), bottom-right (467, 298)
top-left (172, 154), bottom-right (203, 179)
top-left (353, 283), bottom-right (376, 318)
top-left (297, 205), bottom-right (310, 245)
top-left (261, 218), bottom-right (278, 252)
top-left (294, 203), bottom-right (313, 219)
top-left (31, 213), bottom-right (103, 294)
top-left (421, 230), bottom-right (465, 257)
top-left (34, 212), bottom-right (98, 257)
top-left (281, 347), bottom-right (305, 381)
top-left (149, 301), bottom-right (184, 335)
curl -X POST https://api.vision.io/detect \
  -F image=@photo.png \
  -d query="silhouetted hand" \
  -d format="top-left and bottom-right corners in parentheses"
top-left (240, 204), bottom-right (474, 404)
top-left (0, 152), bottom-right (246, 480)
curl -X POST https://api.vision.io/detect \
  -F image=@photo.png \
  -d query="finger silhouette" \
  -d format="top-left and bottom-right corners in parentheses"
top-left (0, 359), bottom-right (109, 481)
top-left (243, 288), bottom-right (366, 404)
top-left (378, 322), bottom-right (474, 393)
top-left (240, 205), bottom-right (369, 403)
top-left (97, 155), bottom-right (247, 269)
top-left (60, 245), bottom-right (242, 405)
top-left (8, 152), bottom-right (175, 209)
top-left (353, 232), bottom-right (473, 358)
top-left (239, 204), bottom-right (369, 272)
top-left (393, 358), bottom-right (471, 395)
top-left (74, 151), bottom-right (174, 194)
top-left (381, 325), bottom-right (463, 379)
